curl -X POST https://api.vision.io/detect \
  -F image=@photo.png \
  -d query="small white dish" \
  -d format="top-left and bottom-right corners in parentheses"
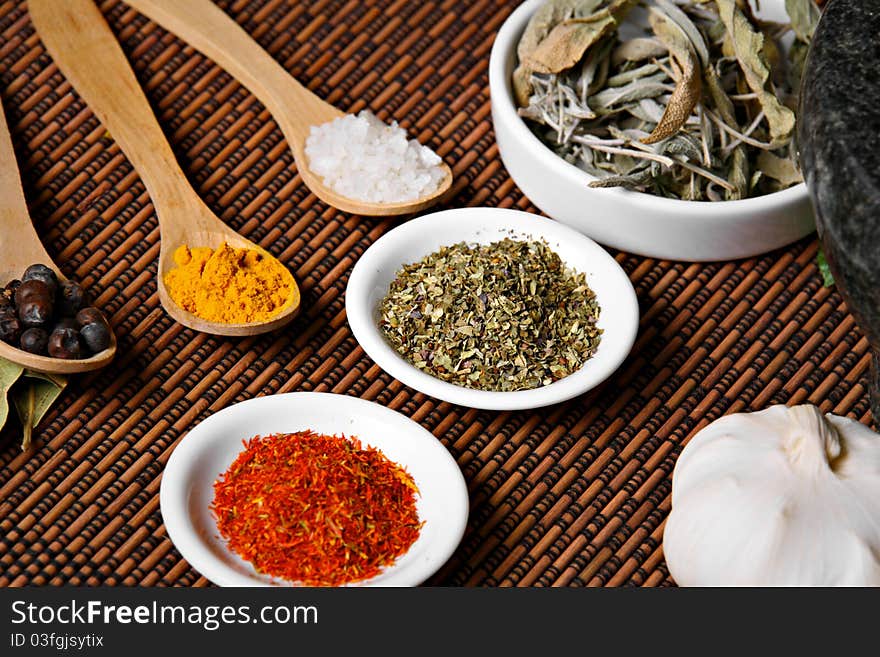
top-left (488, 0), bottom-right (815, 262)
top-left (346, 207), bottom-right (639, 411)
top-left (160, 392), bottom-right (468, 587)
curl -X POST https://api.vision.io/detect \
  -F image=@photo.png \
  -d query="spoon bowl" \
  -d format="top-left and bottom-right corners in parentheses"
top-left (0, 308), bottom-right (117, 375)
top-left (0, 99), bottom-right (116, 375)
top-left (30, 0), bottom-right (301, 337)
top-left (155, 219), bottom-right (301, 337)
top-left (125, 0), bottom-right (454, 216)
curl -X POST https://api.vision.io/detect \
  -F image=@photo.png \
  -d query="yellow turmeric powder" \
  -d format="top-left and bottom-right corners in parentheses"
top-left (164, 243), bottom-right (297, 324)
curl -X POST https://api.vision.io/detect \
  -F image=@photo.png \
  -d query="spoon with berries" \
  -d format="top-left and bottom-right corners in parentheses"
top-left (0, 99), bottom-right (116, 375)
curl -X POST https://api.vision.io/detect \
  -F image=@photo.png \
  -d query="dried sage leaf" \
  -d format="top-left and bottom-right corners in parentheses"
top-left (514, 0), bottom-right (605, 105)
top-left (515, 0), bottom-right (810, 199)
top-left (518, 0), bottom-right (596, 60)
top-left (525, 0), bottom-right (635, 74)
top-left (526, 15), bottom-right (618, 74)
top-left (591, 73), bottom-right (668, 108)
top-left (716, 0), bottom-right (795, 145)
top-left (727, 144), bottom-right (749, 200)
top-left (652, 0), bottom-right (710, 66)
top-left (756, 150), bottom-right (803, 186)
top-left (588, 165), bottom-right (654, 189)
top-left (787, 39), bottom-right (810, 98)
top-left (642, 11), bottom-right (702, 144)
top-left (660, 133), bottom-right (704, 162)
top-left (703, 65), bottom-right (738, 128)
top-left (512, 67), bottom-right (535, 108)
top-left (785, 0), bottom-right (821, 42)
top-left (610, 37), bottom-right (667, 66)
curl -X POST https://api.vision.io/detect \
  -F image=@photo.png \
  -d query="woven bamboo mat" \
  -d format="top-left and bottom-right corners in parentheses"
top-left (0, 0), bottom-right (869, 588)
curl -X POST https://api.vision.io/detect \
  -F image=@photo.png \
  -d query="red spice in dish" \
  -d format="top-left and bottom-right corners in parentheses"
top-left (211, 430), bottom-right (423, 586)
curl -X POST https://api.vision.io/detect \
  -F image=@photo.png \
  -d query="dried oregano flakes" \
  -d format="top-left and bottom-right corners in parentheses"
top-left (379, 238), bottom-right (602, 392)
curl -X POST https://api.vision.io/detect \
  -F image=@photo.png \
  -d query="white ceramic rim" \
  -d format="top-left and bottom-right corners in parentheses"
top-left (487, 0), bottom-right (808, 219)
top-left (160, 392), bottom-right (469, 587)
top-left (346, 207), bottom-right (639, 411)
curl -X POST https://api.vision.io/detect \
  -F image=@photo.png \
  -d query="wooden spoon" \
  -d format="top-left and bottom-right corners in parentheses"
top-left (123, 0), bottom-right (453, 216)
top-left (29, 0), bottom-right (301, 338)
top-left (0, 99), bottom-right (117, 375)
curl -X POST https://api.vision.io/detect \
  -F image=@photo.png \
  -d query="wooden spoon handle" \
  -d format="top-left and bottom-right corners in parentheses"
top-left (29, 0), bottom-right (190, 213)
top-left (124, 0), bottom-right (340, 151)
top-left (0, 101), bottom-right (58, 276)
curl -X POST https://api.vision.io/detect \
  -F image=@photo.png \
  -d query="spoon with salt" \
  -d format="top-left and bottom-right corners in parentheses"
top-left (29, 0), bottom-right (300, 338)
top-left (0, 97), bottom-right (117, 375)
top-left (122, 0), bottom-right (454, 217)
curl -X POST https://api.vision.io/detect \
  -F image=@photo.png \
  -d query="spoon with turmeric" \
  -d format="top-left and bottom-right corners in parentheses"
top-left (29, 0), bottom-right (300, 338)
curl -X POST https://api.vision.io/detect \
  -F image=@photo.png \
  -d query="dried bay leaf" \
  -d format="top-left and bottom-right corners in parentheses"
top-left (13, 384), bottom-right (37, 451)
top-left (13, 372), bottom-right (66, 450)
top-left (716, 0), bottom-right (795, 144)
top-left (0, 359), bottom-right (24, 433)
top-left (0, 358), bottom-right (67, 451)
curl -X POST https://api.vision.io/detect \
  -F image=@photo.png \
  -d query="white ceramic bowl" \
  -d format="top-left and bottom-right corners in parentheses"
top-left (160, 392), bottom-right (469, 587)
top-left (346, 207), bottom-right (639, 411)
top-left (489, 0), bottom-right (815, 262)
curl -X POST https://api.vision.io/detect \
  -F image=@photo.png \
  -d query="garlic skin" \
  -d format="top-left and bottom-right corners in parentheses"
top-left (664, 404), bottom-right (880, 586)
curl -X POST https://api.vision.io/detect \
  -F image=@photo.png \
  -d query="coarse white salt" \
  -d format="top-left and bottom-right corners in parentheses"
top-left (304, 110), bottom-right (445, 204)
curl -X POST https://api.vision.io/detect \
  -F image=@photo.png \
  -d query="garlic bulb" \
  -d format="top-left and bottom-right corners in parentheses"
top-left (664, 404), bottom-right (880, 586)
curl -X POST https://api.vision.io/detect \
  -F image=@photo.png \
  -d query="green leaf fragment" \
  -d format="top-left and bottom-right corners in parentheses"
top-left (817, 248), bottom-right (835, 288)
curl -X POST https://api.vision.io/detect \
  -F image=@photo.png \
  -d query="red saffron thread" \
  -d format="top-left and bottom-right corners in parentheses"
top-left (211, 430), bottom-right (423, 586)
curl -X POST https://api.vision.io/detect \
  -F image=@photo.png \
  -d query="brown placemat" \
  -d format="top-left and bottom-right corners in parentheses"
top-left (0, 0), bottom-right (869, 587)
